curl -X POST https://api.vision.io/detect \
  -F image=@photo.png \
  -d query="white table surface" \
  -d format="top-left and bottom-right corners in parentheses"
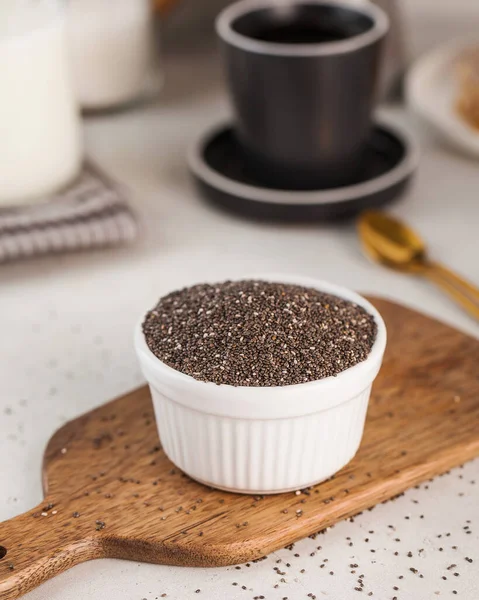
top-left (1, 3), bottom-right (479, 599)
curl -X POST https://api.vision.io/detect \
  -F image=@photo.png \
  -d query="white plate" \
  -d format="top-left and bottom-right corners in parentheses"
top-left (406, 38), bottom-right (479, 157)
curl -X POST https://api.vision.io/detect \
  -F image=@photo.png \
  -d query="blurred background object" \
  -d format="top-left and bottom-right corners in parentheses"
top-left (1, 0), bottom-right (477, 264)
top-left (406, 38), bottom-right (479, 159)
top-left (0, 0), bottom-right (140, 260)
top-left (67, 0), bottom-right (159, 111)
top-left (358, 210), bottom-right (479, 320)
top-left (455, 47), bottom-right (479, 130)
top-left (154, 0), bottom-right (180, 13)
top-left (155, 0), bottom-right (407, 100)
top-left (0, 164), bottom-right (138, 264)
top-left (367, 0), bottom-right (407, 99)
top-left (0, 0), bottom-right (83, 205)
top-left (216, 0), bottom-right (389, 189)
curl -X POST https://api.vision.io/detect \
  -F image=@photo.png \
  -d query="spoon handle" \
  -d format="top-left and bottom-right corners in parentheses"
top-left (424, 266), bottom-right (479, 321)
top-left (429, 262), bottom-right (479, 303)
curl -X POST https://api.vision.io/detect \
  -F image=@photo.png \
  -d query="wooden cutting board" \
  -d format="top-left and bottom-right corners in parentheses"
top-left (1, 298), bottom-right (478, 600)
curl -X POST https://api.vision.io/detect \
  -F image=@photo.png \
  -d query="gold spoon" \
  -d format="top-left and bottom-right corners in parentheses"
top-left (358, 210), bottom-right (479, 320)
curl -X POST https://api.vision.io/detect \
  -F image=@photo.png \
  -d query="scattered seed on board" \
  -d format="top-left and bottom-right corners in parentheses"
top-left (143, 281), bottom-right (377, 387)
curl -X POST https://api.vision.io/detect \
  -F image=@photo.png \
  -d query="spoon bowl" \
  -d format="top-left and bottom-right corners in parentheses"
top-left (361, 237), bottom-right (428, 274)
top-left (358, 210), bottom-right (427, 267)
top-left (358, 210), bottom-right (479, 320)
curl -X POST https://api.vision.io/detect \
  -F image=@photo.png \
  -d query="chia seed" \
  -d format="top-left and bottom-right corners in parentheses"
top-left (143, 280), bottom-right (377, 387)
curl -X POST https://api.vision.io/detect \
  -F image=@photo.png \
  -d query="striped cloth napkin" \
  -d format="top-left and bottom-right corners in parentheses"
top-left (0, 163), bottom-right (138, 264)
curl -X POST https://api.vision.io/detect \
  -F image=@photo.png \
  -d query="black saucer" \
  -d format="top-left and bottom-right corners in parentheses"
top-left (188, 120), bottom-right (419, 220)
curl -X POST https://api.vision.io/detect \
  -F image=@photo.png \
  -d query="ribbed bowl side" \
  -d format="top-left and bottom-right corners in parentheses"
top-left (150, 385), bottom-right (371, 494)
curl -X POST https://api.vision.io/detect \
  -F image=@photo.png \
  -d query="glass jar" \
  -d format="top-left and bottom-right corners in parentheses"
top-left (0, 0), bottom-right (83, 205)
top-left (67, 0), bottom-right (161, 111)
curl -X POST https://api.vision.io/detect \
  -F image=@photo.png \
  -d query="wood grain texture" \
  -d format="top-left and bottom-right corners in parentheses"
top-left (1, 298), bottom-right (478, 599)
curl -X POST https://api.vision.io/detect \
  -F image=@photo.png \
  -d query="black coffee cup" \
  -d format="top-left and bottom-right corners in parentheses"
top-left (216, 0), bottom-right (389, 189)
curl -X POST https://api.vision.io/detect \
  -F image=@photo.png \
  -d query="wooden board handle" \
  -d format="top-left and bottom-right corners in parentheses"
top-left (0, 497), bottom-right (101, 600)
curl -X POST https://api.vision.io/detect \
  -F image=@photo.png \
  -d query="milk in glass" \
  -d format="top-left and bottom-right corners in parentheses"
top-left (0, 0), bottom-right (83, 204)
top-left (67, 0), bottom-right (157, 110)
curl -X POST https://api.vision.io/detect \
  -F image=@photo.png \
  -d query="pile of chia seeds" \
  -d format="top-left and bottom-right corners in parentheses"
top-left (142, 280), bottom-right (377, 387)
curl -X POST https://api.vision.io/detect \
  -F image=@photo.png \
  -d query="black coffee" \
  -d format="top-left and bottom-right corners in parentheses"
top-left (250, 23), bottom-right (349, 44)
top-left (232, 4), bottom-right (374, 45)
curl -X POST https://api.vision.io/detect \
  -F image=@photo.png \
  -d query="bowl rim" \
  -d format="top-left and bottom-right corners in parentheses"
top-left (134, 275), bottom-right (387, 418)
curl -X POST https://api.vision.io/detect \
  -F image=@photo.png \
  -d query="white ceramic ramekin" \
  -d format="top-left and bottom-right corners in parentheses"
top-left (135, 275), bottom-right (387, 494)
